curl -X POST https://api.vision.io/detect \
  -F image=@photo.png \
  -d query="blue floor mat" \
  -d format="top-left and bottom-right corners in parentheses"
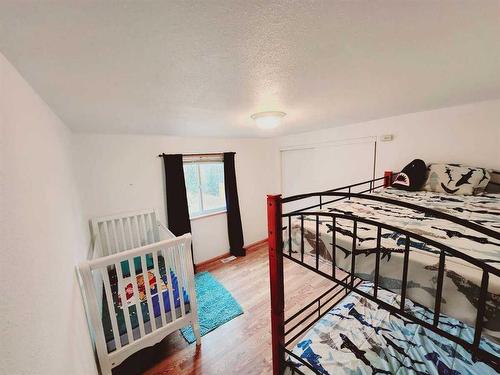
top-left (180, 271), bottom-right (243, 343)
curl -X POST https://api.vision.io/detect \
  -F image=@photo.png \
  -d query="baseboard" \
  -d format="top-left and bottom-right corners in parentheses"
top-left (245, 238), bottom-right (268, 251)
top-left (196, 253), bottom-right (232, 270)
top-left (195, 238), bottom-right (268, 271)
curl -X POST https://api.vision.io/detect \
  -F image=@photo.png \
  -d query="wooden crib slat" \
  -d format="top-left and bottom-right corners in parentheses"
top-left (144, 214), bottom-right (155, 243)
top-left (173, 244), bottom-right (186, 317)
top-left (136, 215), bottom-right (144, 245)
top-left (150, 212), bottom-right (160, 242)
top-left (119, 218), bottom-right (129, 250)
top-left (180, 244), bottom-right (189, 316)
top-left (142, 214), bottom-right (150, 244)
top-left (100, 267), bottom-right (122, 350)
top-left (181, 234), bottom-right (199, 343)
top-left (180, 242), bottom-right (190, 297)
top-left (79, 264), bottom-right (110, 369)
top-left (114, 261), bottom-right (134, 345)
top-left (144, 214), bottom-right (153, 244)
top-left (133, 216), bottom-right (143, 247)
top-left (102, 221), bottom-right (114, 255)
top-left (139, 253), bottom-right (157, 332)
top-left (149, 213), bottom-right (159, 242)
top-left (151, 249), bottom-right (167, 327)
top-left (139, 215), bottom-right (149, 245)
top-left (107, 221), bottom-right (117, 254)
top-left (181, 238), bottom-right (196, 314)
top-left (162, 246), bottom-right (177, 322)
top-left (117, 221), bottom-right (124, 251)
top-left (84, 211), bottom-right (198, 373)
top-left (128, 257), bottom-right (146, 339)
top-left (126, 217), bottom-right (136, 248)
top-left (111, 220), bottom-right (121, 253)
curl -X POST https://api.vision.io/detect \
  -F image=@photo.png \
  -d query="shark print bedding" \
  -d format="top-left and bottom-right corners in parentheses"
top-left (423, 164), bottom-right (491, 195)
top-left (285, 282), bottom-right (500, 375)
top-left (286, 187), bottom-right (500, 340)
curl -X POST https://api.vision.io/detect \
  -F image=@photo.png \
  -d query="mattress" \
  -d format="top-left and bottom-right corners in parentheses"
top-left (287, 188), bottom-right (500, 338)
top-left (286, 282), bottom-right (500, 375)
top-left (102, 256), bottom-right (190, 352)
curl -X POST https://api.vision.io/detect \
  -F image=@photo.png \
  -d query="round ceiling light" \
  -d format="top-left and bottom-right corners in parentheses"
top-left (251, 111), bottom-right (286, 130)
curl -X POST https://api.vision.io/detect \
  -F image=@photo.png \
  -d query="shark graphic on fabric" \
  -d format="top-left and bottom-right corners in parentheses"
top-left (445, 167), bottom-right (453, 184)
top-left (455, 169), bottom-right (475, 187)
top-left (286, 282), bottom-right (499, 375)
top-left (440, 183), bottom-right (460, 194)
top-left (424, 164), bottom-right (491, 195)
top-left (283, 187), bottom-right (500, 343)
top-left (424, 352), bottom-right (461, 375)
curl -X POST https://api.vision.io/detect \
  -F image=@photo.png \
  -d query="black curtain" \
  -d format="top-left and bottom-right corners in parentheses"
top-left (162, 154), bottom-right (194, 264)
top-left (223, 152), bottom-right (245, 256)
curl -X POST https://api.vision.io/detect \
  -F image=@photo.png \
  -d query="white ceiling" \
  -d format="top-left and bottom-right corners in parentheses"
top-left (0, 1), bottom-right (499, 138)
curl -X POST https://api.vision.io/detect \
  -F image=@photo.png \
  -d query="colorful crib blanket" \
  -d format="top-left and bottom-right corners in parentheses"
top-left (101, 255), bottom-right (190, 351)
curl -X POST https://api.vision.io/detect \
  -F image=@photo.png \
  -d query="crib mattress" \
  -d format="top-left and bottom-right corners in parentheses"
top-left (288, 188), bottom-right (500, 337)
top-left (286, 282), bottom-right (500, 375)
top-left (102, 259), bottom-right (190, 352)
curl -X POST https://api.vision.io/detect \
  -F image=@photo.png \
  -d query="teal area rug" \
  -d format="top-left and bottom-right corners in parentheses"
top-left (180, 272), bottom-right (243, 343)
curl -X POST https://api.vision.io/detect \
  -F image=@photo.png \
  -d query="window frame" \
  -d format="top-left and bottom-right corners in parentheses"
top-left (183, 154), bottom-right (227, 219)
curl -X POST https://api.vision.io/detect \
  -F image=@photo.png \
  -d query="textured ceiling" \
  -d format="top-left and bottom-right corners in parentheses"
top-left (0, 1), bottom-right (499, 137)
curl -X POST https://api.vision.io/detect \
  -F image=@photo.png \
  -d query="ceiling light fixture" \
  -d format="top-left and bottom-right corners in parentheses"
top-left (251, 111), bottom-right (286, 130)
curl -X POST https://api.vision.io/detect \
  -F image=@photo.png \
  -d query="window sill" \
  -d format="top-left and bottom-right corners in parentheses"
top-left (190, 210), bottom-right (227, 221)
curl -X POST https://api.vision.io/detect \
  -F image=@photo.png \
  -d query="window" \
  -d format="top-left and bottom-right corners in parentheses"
top-left (183, 155), bottom-right (226, 218)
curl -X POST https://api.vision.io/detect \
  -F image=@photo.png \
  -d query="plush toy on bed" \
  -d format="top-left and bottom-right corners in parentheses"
top-left (391, 159), bottom-right (427, 191)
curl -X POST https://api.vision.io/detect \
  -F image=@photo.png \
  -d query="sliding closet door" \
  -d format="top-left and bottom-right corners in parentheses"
top-left (281, 139), bottom-right (375, 211)
top-left (281, 147), bottom-right (317, 212)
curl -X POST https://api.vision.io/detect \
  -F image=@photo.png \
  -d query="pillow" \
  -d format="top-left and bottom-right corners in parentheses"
top-left (392, 159), bottom-right (427, 191)
top-left (476, 168), bottom-right (491, 193)
top-left (423, 164), bottom-right (490, 195)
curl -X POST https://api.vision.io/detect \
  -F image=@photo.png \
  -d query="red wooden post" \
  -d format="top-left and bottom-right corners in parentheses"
top-left (267, 194), bottom-right (284, 375)
top-left (384, 171), bottom-right (393, 187)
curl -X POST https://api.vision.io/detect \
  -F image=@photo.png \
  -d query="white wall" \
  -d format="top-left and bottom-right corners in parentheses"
top-left (73, 134), bottom-right (277, 264)
top-left (74, 100), bottom-right (499, 264)
top-left (0, 53), bottom-right (96, 374)
top-left (276, 99), bottom-right (500, 181)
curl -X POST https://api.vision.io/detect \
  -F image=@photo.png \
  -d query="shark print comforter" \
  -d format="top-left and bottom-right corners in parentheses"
top-left (287, 188), bottom-right (500, 339)
top-left (285, 282), bottom-right (499, 375)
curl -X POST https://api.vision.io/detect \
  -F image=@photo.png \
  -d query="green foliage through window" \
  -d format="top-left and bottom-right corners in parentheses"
top-left (183, 161), bottom-right (226, 217)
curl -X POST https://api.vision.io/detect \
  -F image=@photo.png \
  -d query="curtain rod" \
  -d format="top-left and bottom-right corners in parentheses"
top-left (157, 152), bottom-right (234, 158)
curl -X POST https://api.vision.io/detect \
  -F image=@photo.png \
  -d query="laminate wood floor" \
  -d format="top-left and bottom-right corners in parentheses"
top-left (113, 244), bottom-right (334, 375)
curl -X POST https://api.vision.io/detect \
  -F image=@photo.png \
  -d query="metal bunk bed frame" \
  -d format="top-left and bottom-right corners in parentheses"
top-left (267, 171), bottom-right (500, 374)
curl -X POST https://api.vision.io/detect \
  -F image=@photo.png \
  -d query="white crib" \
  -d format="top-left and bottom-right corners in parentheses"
top-left (77, 209), bottom-right (201, 374)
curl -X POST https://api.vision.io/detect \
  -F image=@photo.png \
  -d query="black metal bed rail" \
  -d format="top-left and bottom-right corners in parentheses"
top-left (268, 173), bottom-right (500, 375)
top-left (283, 274), bottom-right (352, 346)
top-left (283, 191), bottom-right (500, 240)
top-left (285, 169), bottom-right (500, 215)
top-left (283, 253), bottom-right (499, 369)
top-left (281, 275), bottom-right (363, 375)
top-left (285, 175), bottom-right (391, 215)
top-left (323, 175), bottom-right (389, 193)
top-left (284, 348), bottom-right (315, 375)
top-left (284, 277), bottom-right (346, 326)
top-left (281, 210), bottom-right (500, 370)
top-left (284, 212), bottom-right (500, 275)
